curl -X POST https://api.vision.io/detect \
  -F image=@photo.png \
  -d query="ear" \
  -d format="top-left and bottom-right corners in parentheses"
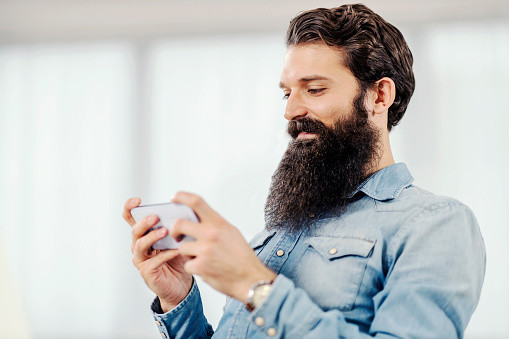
top-left (373, 77), bottom-right (396, 115)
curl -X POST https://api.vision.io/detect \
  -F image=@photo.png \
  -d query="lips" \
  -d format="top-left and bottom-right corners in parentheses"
top-left (288, 118), bottom-right (326, 139)
top-left (297, 132), bottom-right (317, 139)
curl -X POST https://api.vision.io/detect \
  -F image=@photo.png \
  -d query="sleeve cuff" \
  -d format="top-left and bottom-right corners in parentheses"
top-left (247, 274), bottom-right (321, 337)
top-left (151, 279), bottom-right (213, 338)
top-left (151, 278), bottom-right (199, 316)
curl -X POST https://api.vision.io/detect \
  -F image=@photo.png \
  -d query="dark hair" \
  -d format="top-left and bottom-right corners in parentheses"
top-left (286, 4), bottom-right (415, 130)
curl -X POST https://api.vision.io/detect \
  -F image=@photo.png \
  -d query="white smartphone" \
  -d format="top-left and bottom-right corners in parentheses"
top-left (131, 202), bottom-right (198, 250)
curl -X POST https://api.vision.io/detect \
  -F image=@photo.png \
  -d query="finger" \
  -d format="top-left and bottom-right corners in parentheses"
top-left (176, 240), bottom-right (200, 258)
top-left (171, 192), bottom-right (218, 222)
top-left (183, 257), bottom-right (201, 276)
top-left (138, 249), bottom-right (181, 274)
top-left (131, 215), bottom-right (160, 255)
top-left (169, 218), bottom-right (202, 242)
top-left (132, 226), bottom-right (168, 265)
top-left (132, 215), bottom-right (159, 242)
top-left (122, 197), bottom-right (141, 227)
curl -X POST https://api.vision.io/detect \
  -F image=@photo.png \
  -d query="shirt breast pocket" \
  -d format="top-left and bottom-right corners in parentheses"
top-left (293, 236), bottom-right (375, 312)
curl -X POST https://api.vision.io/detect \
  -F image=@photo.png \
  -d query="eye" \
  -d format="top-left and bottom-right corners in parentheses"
top-left (308, 88), bottom-right (326, 95)
top-left (282, 92), bottom-right (290, 100)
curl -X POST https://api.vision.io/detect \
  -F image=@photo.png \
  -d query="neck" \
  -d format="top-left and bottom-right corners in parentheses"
top-left (374, 128), bottom-right (395, 172)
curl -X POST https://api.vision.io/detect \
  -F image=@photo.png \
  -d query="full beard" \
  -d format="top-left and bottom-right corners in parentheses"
top-left (264, 93), bottom-right (381, 233)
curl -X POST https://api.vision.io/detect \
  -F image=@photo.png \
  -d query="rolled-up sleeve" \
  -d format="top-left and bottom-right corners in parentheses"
top-left (151, 280), bottom-right (214, 339)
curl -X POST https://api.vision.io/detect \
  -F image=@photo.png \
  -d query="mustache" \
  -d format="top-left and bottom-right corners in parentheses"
top-left (287, 118), bottom-right (329, 139)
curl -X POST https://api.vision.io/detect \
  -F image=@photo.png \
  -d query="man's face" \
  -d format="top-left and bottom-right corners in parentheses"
top-left (279, 43), bottom-right (360, 132)
top-left (265, 42), bottom-right (380, 232)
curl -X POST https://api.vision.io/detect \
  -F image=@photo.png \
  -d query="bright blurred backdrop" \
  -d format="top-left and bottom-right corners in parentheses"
top-left (0, 1), bottom-right (508, 338)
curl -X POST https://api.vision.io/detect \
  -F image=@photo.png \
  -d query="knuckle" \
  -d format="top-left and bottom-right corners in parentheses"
top-left (132, 222), bottom-right (146, 238)
top-left (173, 191), bottom-right (185, 201)
top-left (122, 209), bottom-right (131, 221)
top-left (201, 241), bottom-right (216, 257)
top-left (206, 227), bottom-right (220, 243)
top-left (189, 195), bottom-right (203, 208)
top-left (134, 238), bottom-right (143, 251)
top-left (171, 220), bottom-right (184, 235)
top-left (173, 218), bottom-right (184, 228)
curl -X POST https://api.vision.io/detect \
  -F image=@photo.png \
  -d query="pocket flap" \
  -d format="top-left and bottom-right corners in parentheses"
top-left (306, 236), bottom-right (375, 260)
top-left (249, 230), bottom-right (277, 250)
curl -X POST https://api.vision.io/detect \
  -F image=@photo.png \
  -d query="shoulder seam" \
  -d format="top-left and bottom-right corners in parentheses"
top-left (386, 202), bottom-right (471, 268)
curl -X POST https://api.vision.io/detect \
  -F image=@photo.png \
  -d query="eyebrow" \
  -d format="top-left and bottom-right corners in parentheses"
top-left (279, 75), bottom-right (332, 88)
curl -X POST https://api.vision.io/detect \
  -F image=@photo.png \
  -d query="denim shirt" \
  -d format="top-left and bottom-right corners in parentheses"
top-left (152, 163), bottom-right (486, 339)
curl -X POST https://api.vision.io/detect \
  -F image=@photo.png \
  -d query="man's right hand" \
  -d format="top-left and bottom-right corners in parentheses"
top-left (122, 197), bottom-right (193, 313)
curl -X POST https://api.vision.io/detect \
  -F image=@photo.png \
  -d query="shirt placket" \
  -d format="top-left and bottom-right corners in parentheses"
top-left (265, 231), bottom-right (301, 274)
top-left (226, 231), bottom-right (304, 339)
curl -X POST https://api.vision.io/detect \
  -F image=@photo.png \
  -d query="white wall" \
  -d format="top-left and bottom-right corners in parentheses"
top-left (0, 17), bottom-right (508, 339)
top-left (0, 43), bottom-right (141, 338)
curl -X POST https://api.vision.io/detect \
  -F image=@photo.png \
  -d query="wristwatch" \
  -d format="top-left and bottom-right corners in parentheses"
top-left (245, 280), bottom-right (273, 312)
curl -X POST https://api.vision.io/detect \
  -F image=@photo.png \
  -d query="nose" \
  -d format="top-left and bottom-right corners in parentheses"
top-left (284, 92), bottom-right (308, 121)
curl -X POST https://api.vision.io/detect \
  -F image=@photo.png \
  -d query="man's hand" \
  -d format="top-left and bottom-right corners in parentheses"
top-left (170, 192), bottom-right (277, 304)
top-left (123, 198), bottom-right (193, 313)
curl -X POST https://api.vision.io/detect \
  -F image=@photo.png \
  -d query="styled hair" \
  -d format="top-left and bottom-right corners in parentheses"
top-left (286, 4), bottom-right (415, 130)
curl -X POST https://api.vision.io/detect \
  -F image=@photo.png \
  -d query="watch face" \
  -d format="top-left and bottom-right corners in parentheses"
top-left (253, 283), bottom-right (272, 307)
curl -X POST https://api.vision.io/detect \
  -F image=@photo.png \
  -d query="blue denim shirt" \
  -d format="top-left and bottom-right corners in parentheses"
top-left (152, 163), bottom-right (486, 338)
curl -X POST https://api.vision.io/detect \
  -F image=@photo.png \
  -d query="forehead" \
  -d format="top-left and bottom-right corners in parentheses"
top-left (280, 43), bottom-right (356, 86)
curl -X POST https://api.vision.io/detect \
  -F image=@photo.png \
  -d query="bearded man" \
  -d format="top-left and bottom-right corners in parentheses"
top-left (123, 4), bottom-right (485, 338)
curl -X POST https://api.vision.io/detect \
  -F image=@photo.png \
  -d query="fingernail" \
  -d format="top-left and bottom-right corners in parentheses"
top-left (131, 197), bottom-right (140, 205)
top-left (159, 228), bottom-right (167, 236)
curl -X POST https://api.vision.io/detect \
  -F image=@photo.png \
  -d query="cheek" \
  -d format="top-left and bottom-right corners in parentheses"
top-left (314, 101), bottom-right (352, 128)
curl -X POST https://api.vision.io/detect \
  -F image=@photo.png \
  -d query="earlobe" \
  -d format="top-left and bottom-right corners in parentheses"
top-left (373, 77), bottom-right (396, 114)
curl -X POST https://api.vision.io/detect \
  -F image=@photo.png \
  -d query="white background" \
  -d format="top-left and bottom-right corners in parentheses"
top-left (0, 1), bottom-right (508, 338)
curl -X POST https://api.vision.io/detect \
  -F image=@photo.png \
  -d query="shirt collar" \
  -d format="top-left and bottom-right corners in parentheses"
top-left (349, 162), bottom-right (414, 201)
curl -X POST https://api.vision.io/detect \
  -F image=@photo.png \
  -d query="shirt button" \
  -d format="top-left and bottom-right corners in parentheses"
top-left (161, 332), bottom-right (167, 338)
top-left (329, 248), bottom-right (338, 255)
top-left (155, 320), bottom-right (162, 326)
top-left (255, 316), bottom-right (265, 326)
top-left (276, 249), bottom-right (285, 257)
top-left (267, 327), bottom-right (277, 336)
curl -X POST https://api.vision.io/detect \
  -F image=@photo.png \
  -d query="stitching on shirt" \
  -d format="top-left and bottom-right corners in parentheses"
top-left (387, 201), bottom-right (464, 268)
top-left (390, 179), bottom-right (413, 200)
top-left (413, 185), bottom-right (434, 196)
top-left (386, 200), bottom-right (470, 287)
top-left (162, 278), bottom-right (198, 316)
top-left (391, 202), bottom-right (481, 338)
top-left (360, 165), bottom-right (414, 201)
top-left (306, 234), bottom-right (376, 242)
top-left (228, 302), bottom-right (247, 338)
